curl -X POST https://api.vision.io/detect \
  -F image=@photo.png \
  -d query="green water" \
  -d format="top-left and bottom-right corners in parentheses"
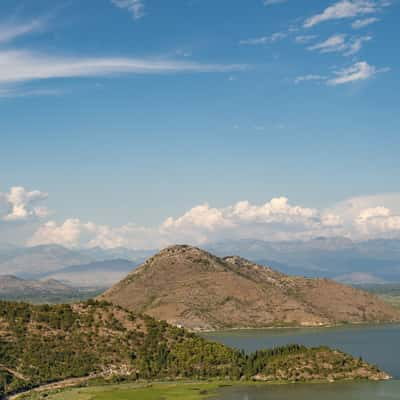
top-left (203, 325), bottom-right (400, 399)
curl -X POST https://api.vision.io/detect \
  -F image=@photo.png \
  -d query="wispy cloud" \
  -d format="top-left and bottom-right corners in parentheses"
top-left (327, 61), bottom-right (389, 85)
top-left (304, 0), bottom-right (387, 28)
top-left (308, 34), bottom-right (371, 55)
top-left (111, 0), bottom-right (145, 20)
top-left (0, 84), bottom-right (64, 99)
top-left (308, 34), bottom-right (348, 53)
top-left (240, 32), bottom-right (287, 45)
top-left (295, 61), bottom-right (388, 86)
top-left (294, 74), bottom-right (327, 84)
top-left (295, 35), bottom-right (317, 44)
top-left (352, 17), bottom-right (379, 28)
top-left (263, 0), bottom-right (288, 5)
top-left (0, 18), bottom-right (46, 44)
top-left (0, 50), bottom-right (246, 86)
top-left (344, 35), bottom-right (372, 55)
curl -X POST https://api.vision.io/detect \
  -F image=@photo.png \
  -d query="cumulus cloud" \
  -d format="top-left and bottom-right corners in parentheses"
top-left (29, 219), bottom-right (88, 248)
top-left (27, 197), bottom-right (347, 249)
top-left (240, 32), bottom-right (287, 45)
top-left (0, 187), bottom-right (49, 221)
top-left (111, 0), bottom-right (145, 20)
top-left (304, 0), bottom-right (387, 28)
top-left (327, 61), bottom-right (388, 85)
top-left (28, 219), bottom-right (167, 250)
top-left (3, 187), bottom-right (399, 249)
top-left (355, 207), bottom-right (400, 237)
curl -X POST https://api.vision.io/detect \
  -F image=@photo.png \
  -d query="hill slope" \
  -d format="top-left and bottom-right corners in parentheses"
top-left (0, 300), bottom-right (389, 397)
top-left (102, 245), bottom-right (400, 331)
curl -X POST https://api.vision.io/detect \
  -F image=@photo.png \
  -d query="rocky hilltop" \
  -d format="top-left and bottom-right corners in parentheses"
top-left (101, 245), bottom-right (400, 331)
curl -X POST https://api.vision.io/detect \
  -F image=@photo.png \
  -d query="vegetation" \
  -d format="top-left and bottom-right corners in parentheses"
top-left (0, 289), bottom-right (104, 305)
top-left (17, 382), bottom-right (224, 400)
top-left (360, 284), bottom-right (400, 308)
top-left (0, 300), bottom-right (388, 398)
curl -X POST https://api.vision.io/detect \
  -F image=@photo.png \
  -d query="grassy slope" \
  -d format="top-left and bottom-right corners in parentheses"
top-left (21, 382), bottom-right (222, 400)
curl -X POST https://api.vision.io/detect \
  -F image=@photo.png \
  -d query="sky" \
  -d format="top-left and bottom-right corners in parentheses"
top-left (0, 0), bottom-right (399, 249)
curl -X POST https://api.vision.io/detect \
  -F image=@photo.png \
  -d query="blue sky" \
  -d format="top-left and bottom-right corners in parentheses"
top-left (0, 0), bottom-right (399, 248)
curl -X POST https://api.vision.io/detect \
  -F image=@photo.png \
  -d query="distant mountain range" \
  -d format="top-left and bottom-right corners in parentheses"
top-left (0, 244), bottom-right (153, 287)
top-left (42, 259), bottom-right (137, 287)
top-left (1, 237), bottom-right (400, 289)
top-left (101, 245), bottom-right (400, 331)
top-left (206, 237), bottom-right (400, 283)
top-left (0, 275), bottom-right (102, 303)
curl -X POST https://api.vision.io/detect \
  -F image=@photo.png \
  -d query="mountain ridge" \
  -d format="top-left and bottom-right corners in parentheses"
top-left (101, 245), bottom-right (400, 331)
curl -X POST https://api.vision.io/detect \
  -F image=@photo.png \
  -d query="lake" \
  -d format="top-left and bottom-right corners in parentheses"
top-left (202, 324), bottom-right (400, 399)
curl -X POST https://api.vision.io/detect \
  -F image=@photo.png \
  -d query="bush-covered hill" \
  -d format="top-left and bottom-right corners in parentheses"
top-left (0, 300), bottom-right (389, 398)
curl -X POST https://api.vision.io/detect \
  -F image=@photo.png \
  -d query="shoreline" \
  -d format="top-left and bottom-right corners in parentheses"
top-left (195, 321), bottom-right (400, 334)
top-left (8, 377), bottom-right (397, 400)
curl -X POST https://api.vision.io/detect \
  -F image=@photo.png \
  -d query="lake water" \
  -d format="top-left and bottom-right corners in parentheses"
top-left (202, 324), bottom-right (400, 399)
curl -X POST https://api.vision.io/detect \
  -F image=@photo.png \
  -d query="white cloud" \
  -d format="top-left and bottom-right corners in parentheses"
top-left (344, 35), bottom-right (372, 55)
top-left (304, 0), bottom-right (387, 28)
top-left (240, 32), bottom-right (287, 46)
top-left (355, 207), bottom-right (400, 238)
top-left (28, 197), bottom-right (345, 249)
top-left (0, 186), bottom-right (49, 221)
top-left (308, 34), bottom-right (371, 55)
top-left (327, 61), bottom-right (388, 85)
top-left (0, 18), bottom-right (46, 44)
top-left (111, 0), bottom-right (145, 20)
top-left (0, 50), bottom-right (245, 86)
top-left (3, 189), bottom-right (398, 249)
top-left (308, 34), bottom-right (348, 53)
top-left (352, 17), bottom-right (379, 28)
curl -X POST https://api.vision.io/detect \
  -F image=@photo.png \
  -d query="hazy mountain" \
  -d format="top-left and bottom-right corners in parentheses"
top-left (101, 245), bottom-right (400, 331)
top-left (206, 238), bottom-right (400, 283)
top-left (0, 275), bottom-right (100, 303)
top-left (3, 238), bottom-right (400, 286)
top-left (42, 259), bottom-right (139, 287)
top-left (0, 245), bottom-right (94, 278)
top-left (0, 244), bottom-right (154, 281)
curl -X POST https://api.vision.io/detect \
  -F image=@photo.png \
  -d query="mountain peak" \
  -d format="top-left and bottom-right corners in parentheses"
top-left (101, 246), bottom-right (400, 331)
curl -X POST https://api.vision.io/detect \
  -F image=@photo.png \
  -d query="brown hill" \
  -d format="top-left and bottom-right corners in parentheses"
top-left (101, 245), bottom-right (400, 331)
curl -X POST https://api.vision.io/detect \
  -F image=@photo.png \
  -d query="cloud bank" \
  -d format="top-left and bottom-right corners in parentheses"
top-left (2, 187), bottom-right (399, 249)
